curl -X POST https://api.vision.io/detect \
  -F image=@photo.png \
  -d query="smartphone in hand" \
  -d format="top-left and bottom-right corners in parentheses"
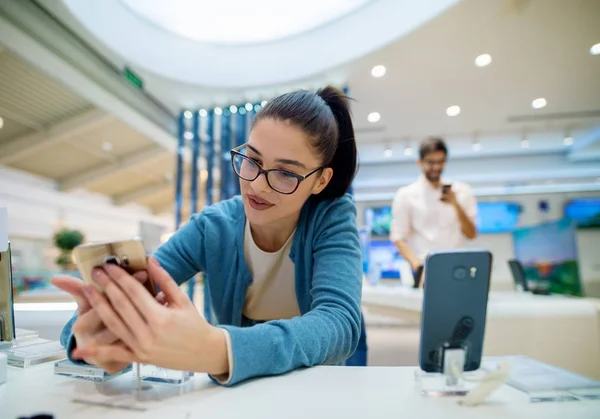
top-left (72, 238), bottom-right (157, 296)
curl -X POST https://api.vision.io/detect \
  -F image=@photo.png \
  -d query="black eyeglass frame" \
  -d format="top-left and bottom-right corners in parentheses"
top-left (230, 143), bottom-right (323, 195)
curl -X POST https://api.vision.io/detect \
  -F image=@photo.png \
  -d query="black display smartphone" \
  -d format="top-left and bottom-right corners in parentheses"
top-left (0, 242), bottom-right (16, 342)
top-left (419, 249), bottom-right (492, 373)
top-left (441, 184), bottom-right (452, 194)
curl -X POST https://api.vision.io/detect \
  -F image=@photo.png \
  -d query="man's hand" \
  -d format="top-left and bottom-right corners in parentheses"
top-left (441, 188), bottom-right (457, 206)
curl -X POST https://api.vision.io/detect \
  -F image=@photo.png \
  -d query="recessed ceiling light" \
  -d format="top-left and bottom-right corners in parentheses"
top-left (590, 43), bottom-right (600, 55)
top-left (472, 142), bottom-right (482, 151)
top-left (446, 105), bottom-right (461, 116)
top-left (245, 103), bottom-right (253, 111)
top-left (367, 112), bottom-right (381, 123)
top-left (199, 109), bottom-right (207, 117)
top-left (384, 148), bottom-right (393, 158)
top-left (229, 105), bottom-right (238, 114)
top-left (371, 65), bottom-right (386, 78)
top-left (475, 54), bottom-right (492, 67)
top-left (563, 136), bottom-right (574, 146)
top-left (261, 100), bottom-right (268, 107)
top-left (0, 116), bottom-right (3, 129)
top-left (184, 131), bottom-right (193, 140)
top-left (102, 141), bottom-right (113, 151)
top-left (183, 110), bottom-right (193, 119)
top-left (214, 107), bottom-right (223, 116)
top-left (532, 98), bottom-right (547, 109)
top-left (520, 139), bottom-right (529, 148)
top-left (404, 146), bottom-right (413, 156)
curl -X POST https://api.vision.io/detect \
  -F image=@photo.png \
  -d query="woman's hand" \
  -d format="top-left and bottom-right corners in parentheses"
top-left (51, 272), bottom-right (148, 374)
top-left (72, 257), bottom-right (229, 376)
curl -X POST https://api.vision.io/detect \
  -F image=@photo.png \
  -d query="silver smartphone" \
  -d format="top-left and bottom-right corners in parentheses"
top-left (419, 249), bottom-right (492, 373)
top-left (0, 242), bottom-right (16, 342)
top-left (72, 238), bottom-right (157, 296)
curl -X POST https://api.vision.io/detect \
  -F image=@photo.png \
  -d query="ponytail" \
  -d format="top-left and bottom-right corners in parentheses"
top-left (315, 86), bottom-right (358, 200)
top-left (254, 85), bottom-right (358, 201)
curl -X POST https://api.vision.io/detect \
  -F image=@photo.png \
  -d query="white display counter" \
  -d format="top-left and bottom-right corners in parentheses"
top-left (2, 363), bottom-right (600, 419)
top-left (362, 284), bottom-right (600, 380)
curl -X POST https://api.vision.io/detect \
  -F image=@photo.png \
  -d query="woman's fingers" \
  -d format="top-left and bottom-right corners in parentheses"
top-left (83, 284), bottom-right (139, 352)
top-left (51, 275), bottom-right (90, 313)
top-left (147, 257), bottom-right (188, 307)
top-left (101, 264), bottom-right (161, 322)
top-left (73, 342), bottom-right (136, 365)
top-left (72, 309), bottom-right (103, 337)
top-left (89, 328), bottom-right (119, 346)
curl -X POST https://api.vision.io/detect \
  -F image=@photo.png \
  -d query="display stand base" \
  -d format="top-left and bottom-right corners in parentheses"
top-left (1, 337), bottom-right (65, 368)
top-left (137, 364), bottom-right (194, 385)
top-left (415, 348), bottom-right (484, 397)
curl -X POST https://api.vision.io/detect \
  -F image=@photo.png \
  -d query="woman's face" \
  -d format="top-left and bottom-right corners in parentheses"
top-left (239, 118), bottom-right (333, 227)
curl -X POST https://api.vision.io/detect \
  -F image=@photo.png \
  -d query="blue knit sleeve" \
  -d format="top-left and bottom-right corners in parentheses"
top-left (152, 213), bottom-right (206, 284)
top-left (219, 196), bottom-right (362, 385)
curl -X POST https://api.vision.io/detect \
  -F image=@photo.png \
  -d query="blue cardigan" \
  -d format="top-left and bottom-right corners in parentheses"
top-left (60, 194), bottom-right (363, 386)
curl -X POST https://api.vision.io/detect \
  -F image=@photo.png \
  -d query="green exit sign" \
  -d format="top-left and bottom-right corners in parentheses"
top-left (123, 67), bottom-right (143, 90)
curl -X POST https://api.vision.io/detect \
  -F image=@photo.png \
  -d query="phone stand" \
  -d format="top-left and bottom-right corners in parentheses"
top-left (415, 346), bottom-right (483, 397)
top-left (136, 364), bottom-right (194, 386)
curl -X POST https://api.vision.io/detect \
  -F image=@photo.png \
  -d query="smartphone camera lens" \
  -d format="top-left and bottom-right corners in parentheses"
top-left (453, 266), bottom-right (468, 281)
top-left (120, 255), bottom-right (130, 267)
top-left (104, 256), bottom-right (121, 265)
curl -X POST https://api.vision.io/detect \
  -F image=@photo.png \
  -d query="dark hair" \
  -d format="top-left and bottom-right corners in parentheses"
top-left (252, 86), bottom-right (358, 201)
top-left (419, 137), bottom-right (448, 159)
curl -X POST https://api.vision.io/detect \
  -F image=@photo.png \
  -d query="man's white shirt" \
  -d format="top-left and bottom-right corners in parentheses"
top-left (390, 175), bottom-right (477, 262)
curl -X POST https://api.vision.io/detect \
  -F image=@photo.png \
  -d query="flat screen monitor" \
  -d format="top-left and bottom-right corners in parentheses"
top-left (368, 240), bottom-right (403, 279)
top-left (364, 206), bottom-right (392, 237)
top-left (476, 202), bottom-right (521, 234)
top-left (564, 197), bottom-right (600, 229)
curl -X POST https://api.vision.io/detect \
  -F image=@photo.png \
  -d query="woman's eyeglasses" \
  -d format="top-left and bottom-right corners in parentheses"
top-left (230, 144), bottom-right (322, 195)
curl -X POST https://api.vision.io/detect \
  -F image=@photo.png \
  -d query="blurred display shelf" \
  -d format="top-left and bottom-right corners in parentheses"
top-left (14, 287), bottom-right (74, 304)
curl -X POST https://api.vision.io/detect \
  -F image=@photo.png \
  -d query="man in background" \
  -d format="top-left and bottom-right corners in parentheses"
top-left (390, 137), bottom-right (478, 288)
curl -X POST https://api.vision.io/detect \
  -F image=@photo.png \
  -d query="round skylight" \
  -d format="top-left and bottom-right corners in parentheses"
top-left (121, 0), bottom-right (371, 45)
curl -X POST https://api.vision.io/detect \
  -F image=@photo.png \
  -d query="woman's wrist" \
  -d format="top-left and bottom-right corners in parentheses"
top-left (203, 326), bottom-right (230, 376)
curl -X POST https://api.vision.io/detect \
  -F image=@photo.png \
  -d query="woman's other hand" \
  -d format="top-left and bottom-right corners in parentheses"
top-left (51, 270), bottom-right (148, 374)
top-left (72, 258), bottom-right (229, 376)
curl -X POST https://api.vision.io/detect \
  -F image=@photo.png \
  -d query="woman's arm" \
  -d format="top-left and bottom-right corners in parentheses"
top-left (152, 213), bottom-right (206, 284)
top-left (218, 196), bottom-right (362, 385)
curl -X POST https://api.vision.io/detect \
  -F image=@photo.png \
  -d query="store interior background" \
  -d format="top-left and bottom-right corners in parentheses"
top-left (1, 0), bottom-right (600, 368)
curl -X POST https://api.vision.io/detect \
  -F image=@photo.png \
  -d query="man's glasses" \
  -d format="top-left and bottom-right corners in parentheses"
top-left (423, 158), bottom-right (446, 167)
top-left (230, 144), bottom-right (322, 195)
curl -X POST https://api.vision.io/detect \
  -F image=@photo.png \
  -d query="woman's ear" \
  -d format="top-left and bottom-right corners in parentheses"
top-left (311, 168), bottom-right (333, 195)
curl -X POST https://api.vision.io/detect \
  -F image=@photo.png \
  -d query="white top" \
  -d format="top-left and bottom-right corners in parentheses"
top-left (243, 220), bottom-right (300, 321)
top-left (216, 221), bottom-right (300, 384)
top-left (390, 175), bottom-right (477, 262)
top-left (3, 363), bottom-right (600, 419)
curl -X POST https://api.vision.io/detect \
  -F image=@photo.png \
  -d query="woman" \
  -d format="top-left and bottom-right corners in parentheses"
top-left (53, 86), bottom-right (363, 386)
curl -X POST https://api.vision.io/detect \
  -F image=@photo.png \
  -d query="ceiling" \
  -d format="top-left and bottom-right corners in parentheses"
top-left (0, 43), bottom-right (188, 215)
top-left (0, 0), bottom-right (599, 215)
top-left (348, 0), bottom-right (600, 141)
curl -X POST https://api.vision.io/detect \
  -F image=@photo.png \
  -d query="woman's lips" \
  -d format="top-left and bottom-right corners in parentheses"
top-left (247, 194), bottom-right (274, 210)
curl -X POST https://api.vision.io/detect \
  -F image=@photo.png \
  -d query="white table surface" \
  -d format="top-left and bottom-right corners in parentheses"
top-left (2, 364), bottom-right (600, 419)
